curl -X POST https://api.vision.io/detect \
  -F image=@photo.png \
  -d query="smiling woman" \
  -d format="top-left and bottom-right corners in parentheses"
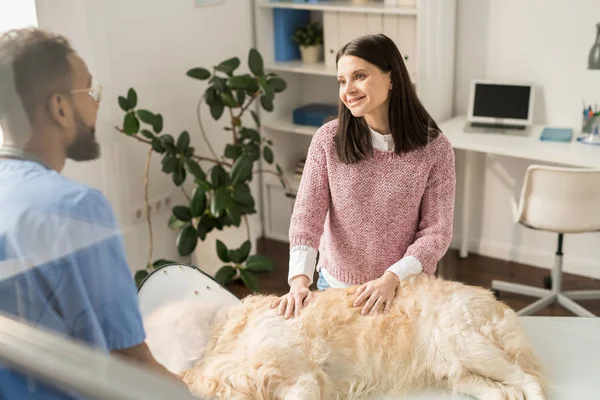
top-left (271, 33), bottom-right (456, 321)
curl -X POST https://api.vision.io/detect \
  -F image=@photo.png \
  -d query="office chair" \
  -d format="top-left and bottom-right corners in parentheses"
top-left (492, 165), bottom-right (600, 317)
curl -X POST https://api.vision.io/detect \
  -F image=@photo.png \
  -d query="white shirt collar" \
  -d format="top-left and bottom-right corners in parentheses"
top-left (368, 126), bottom-right (394, 152)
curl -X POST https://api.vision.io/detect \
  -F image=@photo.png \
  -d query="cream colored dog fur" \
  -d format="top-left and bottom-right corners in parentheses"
top-left (153, 274), bottom-right (546, 399)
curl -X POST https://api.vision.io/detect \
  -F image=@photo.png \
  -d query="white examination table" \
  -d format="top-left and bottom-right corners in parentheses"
top-left (139, 264), bottom-right (600, 400)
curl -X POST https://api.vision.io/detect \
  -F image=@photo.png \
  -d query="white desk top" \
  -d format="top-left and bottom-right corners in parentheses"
top-left (373, 316), bottom-right (600, 400)
top-left (439, 116), bottom-right (600, 169)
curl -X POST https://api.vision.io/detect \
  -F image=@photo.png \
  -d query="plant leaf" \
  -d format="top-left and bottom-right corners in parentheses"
top-left (118, 96), bottom-right (130, 112)
top-left (227, 75), bottom-right (257, 90)
top-left (210, 101), bottom-right (225, 120)
top-left (224, 144), bottom-right (243, 160)
top-left (190, 187), bottom-right (206, 217)
top-left (123, 113), bottom-right (140, 135)
top-left (134, 270), bottom-right (149, 287)
top-left (176, 224), bottom-right (198, 256)
top-left (140, 129), bottom-right (154, 139)
top-left (152, 259), bottom-right (175, 269)
top-left (240, 128), bottom-right (260, 142)
top-left (220, 91), bottom-right (238, 108)
top-left (230, 154), bottom-right (252, 184)
top-left (210, 186), bottom-right (231, 217)
top-left (153, 113), bottom-right (163, 133)
top-left (173, 205), bottom-right (192, 222)
top-left (248, 48), bottom-right (264, 77)
top-left (226, 203), bottom-right (242, 227)
top-left (263, 146), bottom-right (274, 164)
top-left (137, 109), bottom-right (156, 125)
top-left (127, 88), bottom-right (137, 109)
top-left (210, 165), bottom-right (229, 187)
top-left (161, 155), bottom-right (177, 173)
top-left (173, 162), bottom-right (186, 186)
top-left (151, 137), bottom-right (165, 153)
top-left (177, 131), bottom-right (190, 153)
top-left (168, 214), bottom-right (187, 230)
top-left (210, 77), bottom-right (227, 91)
top-left (260, 96), bottom-right (273, 112)
top-left (259, 77), bottom-right (274, 101)
top-left (245, 143), bottom-right (261, 161)
top-left (185, 158), bottom-right (206, 181)
top-left (215, 265), bottom-right (236, 285)
top-left (187, 67), bottom-right (211, 80)
top-left (215, 57), bottom-right (241, 76)
top-left (236, 89), bottom-right (245, 106)
top-left (232, 183), bottom-right (254, 208)
top-left (240, 269), bottom-right (260, 292)
top-left (197, 180), bottom-right (212, 192)
top-left (205, 87), bottom-right (218, 106)
top-left (216, 240), bottom-right (230, 262)
top-left (251, 110), bottom-right (260, 128)
top-left (239, 240), bottom-right (251, 262)
top-left (268, 77), bottom-right (287, 93)
top-left (196, 222), bottom-right (207, 240)
top-left (159, 134), bottom-right (176, 153)
top-left (245, 255), bottom-right (274, 273)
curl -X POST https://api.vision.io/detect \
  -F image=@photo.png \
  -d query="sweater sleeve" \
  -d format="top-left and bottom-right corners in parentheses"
top-left (404, 134), bottom-right (456, 275)
top-left (288, 124), bottom-right (332, 251)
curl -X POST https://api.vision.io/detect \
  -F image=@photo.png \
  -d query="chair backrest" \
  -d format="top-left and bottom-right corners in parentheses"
top-left (517, 165), bottom-right (600, 233)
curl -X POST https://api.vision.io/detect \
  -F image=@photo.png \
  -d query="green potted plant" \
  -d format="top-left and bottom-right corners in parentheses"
top-left (292, 21), bottom-right (323, 64)
top-left (115, 48), bottom-right (290, 292)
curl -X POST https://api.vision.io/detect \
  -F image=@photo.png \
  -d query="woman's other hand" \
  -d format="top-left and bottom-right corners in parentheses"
top-left (270, 275), bottom-right (313, 319)
top-left (353, 272), bottom-right (399, 316)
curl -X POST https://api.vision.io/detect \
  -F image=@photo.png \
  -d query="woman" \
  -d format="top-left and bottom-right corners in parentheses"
top-left (272, 33), bottom-right (456, 319)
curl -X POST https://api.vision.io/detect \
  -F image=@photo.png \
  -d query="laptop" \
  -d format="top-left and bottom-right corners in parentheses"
top-left (464, 79), bottom-right (534, 135)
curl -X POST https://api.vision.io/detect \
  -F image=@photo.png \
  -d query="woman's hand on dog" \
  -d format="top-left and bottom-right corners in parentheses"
top-left (271, 275), bottom-right (313, 319)
top-left (353, 272), bottom-right (400, 316)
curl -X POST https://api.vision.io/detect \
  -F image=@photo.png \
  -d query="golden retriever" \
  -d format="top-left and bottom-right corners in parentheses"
top-left (164, 274), bottom-right (546, 399)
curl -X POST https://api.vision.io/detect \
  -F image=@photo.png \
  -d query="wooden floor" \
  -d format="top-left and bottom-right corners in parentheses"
top-left (225, 238), bottom-right (600, 317)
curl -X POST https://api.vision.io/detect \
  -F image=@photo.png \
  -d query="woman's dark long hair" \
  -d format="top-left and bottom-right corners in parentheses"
top-left (335, 34), bottom-right (440, 164)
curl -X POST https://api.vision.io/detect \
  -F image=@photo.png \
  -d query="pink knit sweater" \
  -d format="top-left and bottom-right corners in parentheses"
top-left (288, 119), bottom-right (456, 285)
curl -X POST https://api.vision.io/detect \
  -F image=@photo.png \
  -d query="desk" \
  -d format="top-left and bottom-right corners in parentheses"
top-left (439, 116), bottom-right (600, 258)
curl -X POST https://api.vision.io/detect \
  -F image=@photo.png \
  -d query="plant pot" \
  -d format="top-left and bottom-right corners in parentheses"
top-left (300, 45), bottom-right (322, 64)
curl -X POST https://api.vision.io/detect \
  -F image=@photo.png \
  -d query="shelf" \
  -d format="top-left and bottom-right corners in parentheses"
top-left (266, 61), bottom-right (336, 77)
top-left (259, 1), bottom-right (418, 16)
top-left (263, 116), bottom-right (320, 136)
top-left (266, 60), bottom-right (418, 83)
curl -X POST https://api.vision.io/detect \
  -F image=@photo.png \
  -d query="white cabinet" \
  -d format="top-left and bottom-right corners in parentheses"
top-left (253, 0), bottom-right (457, 243)
top-left (324, 12), bottom-right (417, 77)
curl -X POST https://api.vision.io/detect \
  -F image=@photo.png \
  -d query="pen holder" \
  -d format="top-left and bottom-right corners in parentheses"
top-left (582, 113), bottom-right (600, 133)
top-left (578, 114), bottom-right (600, 145)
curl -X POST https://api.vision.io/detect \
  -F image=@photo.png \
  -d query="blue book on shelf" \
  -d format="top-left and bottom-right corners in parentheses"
top-left (273, 9), bottom-right (310, 62)
top-left (540, 127), bottom-right (573, 142)
top-left (293, 103), bottom-right (338, 127)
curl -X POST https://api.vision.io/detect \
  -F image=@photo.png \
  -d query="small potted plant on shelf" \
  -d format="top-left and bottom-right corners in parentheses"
top-left (292, 21), bottom-right (323, 64)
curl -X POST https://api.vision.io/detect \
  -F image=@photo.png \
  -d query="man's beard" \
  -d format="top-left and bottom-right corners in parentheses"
top-left (66, 110), bottom-right (100, 161)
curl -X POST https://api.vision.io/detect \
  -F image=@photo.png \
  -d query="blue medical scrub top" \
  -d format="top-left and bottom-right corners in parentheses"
top-left (0, 159), bottom-right (146, 399)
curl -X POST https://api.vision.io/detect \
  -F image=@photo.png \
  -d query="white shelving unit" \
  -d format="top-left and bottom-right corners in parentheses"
top-left (253, 0), bottom-right (457, 242)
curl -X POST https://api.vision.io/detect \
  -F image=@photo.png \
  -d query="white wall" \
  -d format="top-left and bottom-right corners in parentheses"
top-left (34, 0), bottom-right (259, 276)
top-left (453, 0), bottom-right (600, 279)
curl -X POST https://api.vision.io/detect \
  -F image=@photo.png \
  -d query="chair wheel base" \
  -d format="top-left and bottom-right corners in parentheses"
top-left (543, 275), bottom-right (552, 290)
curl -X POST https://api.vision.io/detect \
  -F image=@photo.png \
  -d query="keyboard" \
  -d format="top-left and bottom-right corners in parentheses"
top-left (470, 122), bottom-right (527, 130)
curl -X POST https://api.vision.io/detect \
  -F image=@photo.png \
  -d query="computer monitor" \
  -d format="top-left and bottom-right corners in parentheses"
top-left (467, 80), bottom-right (534, 127)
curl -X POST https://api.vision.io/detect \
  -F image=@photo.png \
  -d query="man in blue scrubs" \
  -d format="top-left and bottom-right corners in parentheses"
top-left (0, 28), bottom-right (182, 398)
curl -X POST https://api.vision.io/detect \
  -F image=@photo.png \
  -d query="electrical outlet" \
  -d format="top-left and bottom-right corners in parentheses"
top-left (132, 193), bottom-right (173, 223)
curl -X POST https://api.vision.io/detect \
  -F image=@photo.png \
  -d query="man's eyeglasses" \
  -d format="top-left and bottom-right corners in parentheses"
top-left (69, 81), bottom-right (102, 104)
